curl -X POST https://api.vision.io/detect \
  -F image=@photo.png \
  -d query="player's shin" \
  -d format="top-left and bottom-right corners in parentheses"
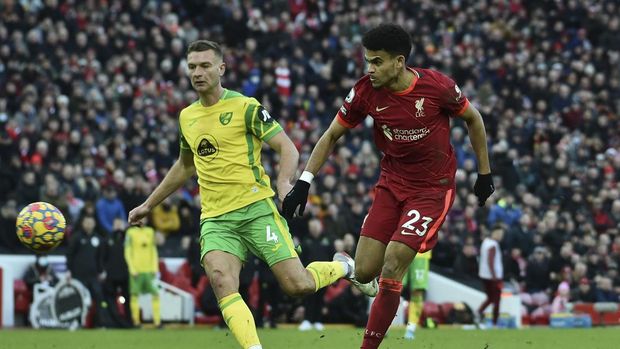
top-left (130, 295), bottom-right (140, 325)
top-left (361, 278), bottom-right (403, 349)
top-left (306, 261), bottom-right (347, 291)
top-left (152, 296), bottom-right (161, 326)
top-left (218, 293), bottom-right (261, 349)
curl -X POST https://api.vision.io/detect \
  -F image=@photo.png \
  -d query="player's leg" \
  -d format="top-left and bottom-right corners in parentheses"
top-left (405, 257), bottom-right (430, 339)
top-left (362, 241), bottom-right (416, 349)
top-left (145, 273), bottom-right (161, 327)
top-left (362, 188), bottom-right (455, 349)
top-left (353, 236), bottom-right (387, 284)
top-left (200, 217), bottom-right (261, 349)
top-left (491, 280), bottom-right (502, 325)
top-left (129, 274), bottom-right (141, 326)
top-left (477, 279), bottom-right (493, 322)
top-left (354, 180), bottom-right (400, 284)
top-left (248, 199), bottom-right (347, 296)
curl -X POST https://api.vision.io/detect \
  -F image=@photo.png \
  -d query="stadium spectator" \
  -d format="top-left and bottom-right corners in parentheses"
top-left (23, 255), bottom-right (59, 292)
top-left (65, 215), bottom-right (109, 328)
top-left (96, 185), bottom-right (127, 236)
top-left (571, 277), bottom-right (597, 303)
top-left (103, 218), bottom-right (132, 328)
top-left (0, 199), bottom-right (26, 253)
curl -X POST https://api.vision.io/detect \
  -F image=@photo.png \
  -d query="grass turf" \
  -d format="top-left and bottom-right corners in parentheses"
top-left (0, 326), bottom-right (619, 349)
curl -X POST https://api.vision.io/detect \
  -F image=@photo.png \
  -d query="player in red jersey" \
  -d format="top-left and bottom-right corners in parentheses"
top-left (283, 24), bottom-right (494, 348)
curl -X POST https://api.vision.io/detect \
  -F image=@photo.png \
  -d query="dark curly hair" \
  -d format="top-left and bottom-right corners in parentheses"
top-left (362, 24), bottom-right (412, 60)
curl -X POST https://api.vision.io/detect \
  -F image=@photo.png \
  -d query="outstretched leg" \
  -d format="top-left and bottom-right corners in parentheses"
top-left (204, 251), bottom-right (261, 349)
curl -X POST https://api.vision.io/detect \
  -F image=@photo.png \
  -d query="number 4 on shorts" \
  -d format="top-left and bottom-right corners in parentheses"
top-left (266, 225), bottom-right (279, 243)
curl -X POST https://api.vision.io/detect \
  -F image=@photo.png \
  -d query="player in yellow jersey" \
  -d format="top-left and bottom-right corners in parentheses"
top-left (128, 40), bottom-right (376, 349)
top-left (124, 223), bottom-right (161, 328)
top-left (402, 250), bottom-right (434, 339)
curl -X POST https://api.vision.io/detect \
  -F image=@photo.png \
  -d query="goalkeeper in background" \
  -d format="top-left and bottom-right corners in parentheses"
top-left (124, 222), bottom-right (161, 328)
top-left (403, 250), bottom-right (434, 339)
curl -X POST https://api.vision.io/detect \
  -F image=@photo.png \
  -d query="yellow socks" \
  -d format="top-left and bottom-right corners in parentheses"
top-left (218, 293), bottom-right (261, 349)
top-left (408, 292), bottom-right (424, 326)
top-left (130, 295), bottom-right (140, 325)
top-left (152, 296), bottom-right (161, 326)
top-left (306, 261), bottom-right (346, 291)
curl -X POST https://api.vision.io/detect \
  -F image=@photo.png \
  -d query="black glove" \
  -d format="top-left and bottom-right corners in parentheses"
top-left (473, 173), bottom-right (494, 207)
top-left (282, 180), bottom-right (310, 219)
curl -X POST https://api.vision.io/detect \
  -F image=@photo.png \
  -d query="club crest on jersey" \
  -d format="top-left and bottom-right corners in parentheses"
top-left (415, 98), bottom-right (426, 117)
top-left (195, 135), bottom-right (219, 162)
top-left (219, 112), bottom-right (233, 125)
top-left (345, 88), bottom-right (355, 103)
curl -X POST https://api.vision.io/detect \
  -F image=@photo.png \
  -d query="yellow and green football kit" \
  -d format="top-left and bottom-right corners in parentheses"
top-left (179, 89), bottom-right (347, 348)
top-left (178, 89), bottom-right (296, 266)
top-left (404, 250), bottom-right (431, 290)
top-left (124, 226), bottom-right (161, 326)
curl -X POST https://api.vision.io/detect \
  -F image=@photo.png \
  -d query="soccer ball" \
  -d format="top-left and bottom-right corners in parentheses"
top-left (16, 202), bottom-right (66, 252)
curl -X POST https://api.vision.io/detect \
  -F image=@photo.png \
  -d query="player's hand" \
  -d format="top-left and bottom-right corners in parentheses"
top-left (282, 180), bottom-right (310, 219)
top-left (473, 173), bottom-right (494, 207)
top-left (128, 203), bottom-right (150, 226)
top-left (277, 181), bottom-right (294, 203)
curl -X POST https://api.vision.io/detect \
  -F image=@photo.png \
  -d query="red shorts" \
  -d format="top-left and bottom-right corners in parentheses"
top-left (360, 174), bottom-right (455, 253)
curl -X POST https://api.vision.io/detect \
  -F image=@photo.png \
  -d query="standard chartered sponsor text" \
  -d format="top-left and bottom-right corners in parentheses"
top-left (393, 127), bottom-right (430, 141)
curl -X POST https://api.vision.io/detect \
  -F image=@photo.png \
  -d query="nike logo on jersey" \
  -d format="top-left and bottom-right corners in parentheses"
top-left (188, 119), bottom-right (199, 127)
top-left (375, 106), bottom-right (389, 112)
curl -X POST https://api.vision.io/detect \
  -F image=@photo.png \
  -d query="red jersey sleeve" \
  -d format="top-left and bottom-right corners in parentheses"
top-left (434, 72), bottom-right (469, 117)
top-left (336, 77), bottom-right (370, 128)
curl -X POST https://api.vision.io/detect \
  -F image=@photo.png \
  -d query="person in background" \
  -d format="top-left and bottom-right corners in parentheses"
top-left (66, 215), bottom-right (108, 327)
top-left (23, 255), bottom-right (59, 292)
top-left (403, 250), bottom-right (434, 340)
top-left (124, 219), bottom-right (161, 328)
top-left (103, 218), bottom-right (132, 327)
top-left (551, 281), bottom-right (571, 314)
top-left (478, 225), bottom-right (505, 326)
top-left (96, 185), bottom-right (127, 236)
top-left (571, 278), bottom-right (596, 303)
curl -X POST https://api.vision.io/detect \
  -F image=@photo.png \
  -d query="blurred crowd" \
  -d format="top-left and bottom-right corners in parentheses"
top-left (1, 0), bottom-right (620, 325)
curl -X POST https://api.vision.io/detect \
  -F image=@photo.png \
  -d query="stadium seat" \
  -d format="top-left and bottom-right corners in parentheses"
top-left (573, 303), bottom-right (600, 325)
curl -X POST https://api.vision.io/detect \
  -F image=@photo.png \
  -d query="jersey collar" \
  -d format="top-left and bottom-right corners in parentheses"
top-left (391, 68), bottom-right (419, 96)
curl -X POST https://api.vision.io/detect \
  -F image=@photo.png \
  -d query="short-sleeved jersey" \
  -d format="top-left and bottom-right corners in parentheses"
top-left (179, 89), bottom-right (283, 219)
top-left (336, 68), bottom-right (469, 192)
top-left (124, 226), bottom-right (158, 274)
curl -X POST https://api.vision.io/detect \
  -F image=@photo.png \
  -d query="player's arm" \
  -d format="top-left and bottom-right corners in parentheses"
top-left (281, 118), bottom-right (349, 218)
top-left (128, 149), bottom-right (196, 225)
top-left (459, 104), bottom-right (495, 206)
top-left (459, 104), bottom-right (490, 175)
top-left (265, 131), bottom-right (300, 202)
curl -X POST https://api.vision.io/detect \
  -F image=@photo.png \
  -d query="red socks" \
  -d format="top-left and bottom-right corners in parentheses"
top-left (361, 278), bottom-right (403, 349)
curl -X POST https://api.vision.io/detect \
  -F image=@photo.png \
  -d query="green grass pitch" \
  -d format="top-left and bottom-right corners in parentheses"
top-left (0, 326), bottom-right (618, 349)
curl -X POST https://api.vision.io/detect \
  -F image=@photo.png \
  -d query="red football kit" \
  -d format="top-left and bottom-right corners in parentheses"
top-left (337, 68), bottom-right (468, 252)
